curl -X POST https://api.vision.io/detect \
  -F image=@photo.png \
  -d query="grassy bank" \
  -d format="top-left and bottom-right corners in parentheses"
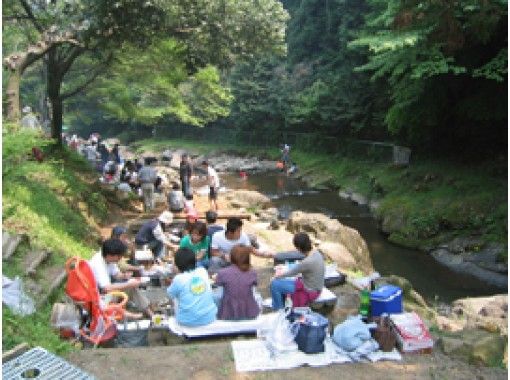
top-left (2, 128), bottom-right (110, 355)
top-left (132, 137), bottom-right (507, 260)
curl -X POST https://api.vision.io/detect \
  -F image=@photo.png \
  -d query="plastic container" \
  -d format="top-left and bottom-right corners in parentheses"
top-left (370, 285), bottom-right (402, 317)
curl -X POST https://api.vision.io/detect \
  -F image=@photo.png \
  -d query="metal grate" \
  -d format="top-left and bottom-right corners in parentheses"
top-left (2, 347), bottom-right (95, 380)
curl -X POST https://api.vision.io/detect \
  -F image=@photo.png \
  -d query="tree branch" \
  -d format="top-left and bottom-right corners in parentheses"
top-left (59, 45), bottom-right (86, 76)
top-left (3, 14), bottom-right (32, 22)
top-left (3, 33), bottom-right (83, 73)
top-left (19, 0), bottom-right (44, 33)
top-left (60, 54), bottom-right (113, 100)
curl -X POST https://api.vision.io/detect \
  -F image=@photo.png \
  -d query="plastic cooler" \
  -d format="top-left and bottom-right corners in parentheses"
top-left (370, 285), bottom-right (402, 316)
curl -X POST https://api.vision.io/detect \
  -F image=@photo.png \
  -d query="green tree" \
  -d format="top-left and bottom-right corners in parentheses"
top-left (351, 0), bottom-right (507, 155)
top-left (3, 0), bottom-right (288, 143)
top-left (88, 40), bottom-right (232, 127)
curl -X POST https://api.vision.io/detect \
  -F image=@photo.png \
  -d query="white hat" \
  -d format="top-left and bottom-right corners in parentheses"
top-left (22, 106), bottom-right (32, 114)
top-left (158, 211), bottom-right (173, 224)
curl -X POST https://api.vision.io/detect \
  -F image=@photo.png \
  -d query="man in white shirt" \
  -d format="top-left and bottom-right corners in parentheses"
top-left (88, 238), bottom-right (152, 319)
top-left (209, 217), bottom-right (273, 273)
top-left (202, 160), bottom-right (220, 211)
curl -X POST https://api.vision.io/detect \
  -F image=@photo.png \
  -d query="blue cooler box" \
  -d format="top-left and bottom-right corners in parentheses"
top-left (370, 285), bottom-right (403, 316)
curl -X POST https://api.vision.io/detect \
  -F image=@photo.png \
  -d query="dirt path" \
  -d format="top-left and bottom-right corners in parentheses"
top-left (68, 342), bottom-right (506, 380)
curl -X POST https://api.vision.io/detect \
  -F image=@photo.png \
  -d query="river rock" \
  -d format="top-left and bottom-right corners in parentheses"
top-left (317, 242), bottom-right (357, 271)
top-left (448, 237), bottom-right (484, 254)
top-left (350, 193), bottom-right (368, 206)
top-left (287, 211), bottom-right (373, 273)
top-left (451, 295), bottom-right (508, 334)
top-left (435, 315), bottom-right (467, 332)
top-left (338, 190), bottom-right (351, 200)
top-left (254, 207), bottom-right (279, 223)
top-left (431, 248), bottom-right (508, 289)
top-left (368, 200), bottom-right (380, 213)
top-left (438, 329), bottom-right (507, 366)
top-left (379, 211), bottom-right (406, 236)
top-left (223, 190), bottom-right (271, 209)
top-left (204, 155), bottom-right (276, 173)
top-left (155, 166), bottom-right (179, 184)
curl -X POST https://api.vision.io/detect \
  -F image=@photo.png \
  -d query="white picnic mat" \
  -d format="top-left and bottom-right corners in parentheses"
top-left (231, 338), bottom-right (402, 372)
top-left (262, 287), bottom-right (337, 309)
top-left (167, 312), bottom-right (279, 337)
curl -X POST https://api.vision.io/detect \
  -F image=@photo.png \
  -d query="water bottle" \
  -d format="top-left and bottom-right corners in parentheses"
top-left (285, 294), bottom-right (293, 309)
top-left (359, 287), bottom-right (371, 322)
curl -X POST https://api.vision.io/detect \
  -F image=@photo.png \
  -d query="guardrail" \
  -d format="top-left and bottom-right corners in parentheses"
top-left (154, 125), bottom-right (411, 165)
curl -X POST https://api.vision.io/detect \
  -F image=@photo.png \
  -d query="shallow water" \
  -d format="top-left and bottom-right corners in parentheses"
top-left (222, 172), bottom-right (502, 303)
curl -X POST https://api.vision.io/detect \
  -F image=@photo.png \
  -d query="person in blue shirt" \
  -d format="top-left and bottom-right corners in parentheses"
top-left (167, 247), bottom-right (217, 326)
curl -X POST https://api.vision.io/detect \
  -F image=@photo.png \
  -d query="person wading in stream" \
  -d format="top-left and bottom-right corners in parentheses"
top-left (201, 160), bottom-right (220, 211)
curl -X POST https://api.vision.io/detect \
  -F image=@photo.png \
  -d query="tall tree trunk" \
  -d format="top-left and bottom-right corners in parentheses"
top-left (5, 69), bottom-right (22, 122)
top-left (48, 50), bottom-right (63, 145)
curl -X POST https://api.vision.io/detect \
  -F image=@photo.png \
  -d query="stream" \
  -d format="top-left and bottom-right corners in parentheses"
top-left (221, 172), bottom-right (502, 303)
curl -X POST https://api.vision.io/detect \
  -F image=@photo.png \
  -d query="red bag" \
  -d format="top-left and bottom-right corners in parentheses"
top-left (32, 147), bottom-right (44, 162)
top-left (290, 277), bottom-right (320, 308)
top-left (65, 257), bottom-right (122, 345)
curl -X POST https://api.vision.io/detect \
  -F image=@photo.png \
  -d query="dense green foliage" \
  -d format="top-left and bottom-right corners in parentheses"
top-left (351, 0), bottom-right (507, 155)
top-left (223, 0), bottom-right (507, 158)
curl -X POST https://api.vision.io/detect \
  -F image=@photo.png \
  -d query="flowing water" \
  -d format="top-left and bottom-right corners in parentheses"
top-left (222, 172), bottom-right (502, 303)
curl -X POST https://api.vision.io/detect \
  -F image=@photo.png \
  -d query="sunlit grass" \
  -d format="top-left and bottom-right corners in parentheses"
top-left (2, 129), bottom-right (111, 354)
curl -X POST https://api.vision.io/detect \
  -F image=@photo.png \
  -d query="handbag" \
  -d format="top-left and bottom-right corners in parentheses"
top-left (371, 316), bottom-right (396, 352)
top-left (287, 308), bottom-right (329, 354)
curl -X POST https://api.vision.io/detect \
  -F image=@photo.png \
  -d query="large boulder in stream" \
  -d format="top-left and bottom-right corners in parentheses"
top-left (224, 190), bottom-right (271, 210)
top-left (287, 211), bottom-right (373, 273)
top-left (451, 295), bottom-right (508, 335)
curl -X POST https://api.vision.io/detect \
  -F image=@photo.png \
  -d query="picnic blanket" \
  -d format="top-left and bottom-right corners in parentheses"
top-left (167, 312), bottom-right (279, 338)
top-left (231, 338), bottom-right (402, 372)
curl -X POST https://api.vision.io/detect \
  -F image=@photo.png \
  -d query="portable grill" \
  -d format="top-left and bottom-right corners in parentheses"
top-left (2, 347), bottom-right (95, 380)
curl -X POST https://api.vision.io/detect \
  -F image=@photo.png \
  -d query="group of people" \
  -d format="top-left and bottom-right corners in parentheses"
top-left (89, 208), bottom-right (325, 327)
top-left (81, 143), bottom-right (322, 327)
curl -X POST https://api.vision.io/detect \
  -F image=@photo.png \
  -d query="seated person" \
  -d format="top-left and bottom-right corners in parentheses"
top-left (205, 210), bottom-right (224, 238)
top-left (88, 238), bottom-right (153, 319)
top-left (205, 210), bottom-right (224, 258)
top-left (270, 232), bottom-right (324, 310)
top-left (168, 182), bottom-right (184, 212)
top-left (215, 245), bottom-right (260, 320)
top-left (135, 211), bottom-right (175, 260)
top-left (209, 217), bottom-right (272, 273)
top-left (167, 247), bottom-right (217, 327)
top-left (179, 221), bottom-right (210, 268)
top-left (111, 226), bottom-right (142, 275)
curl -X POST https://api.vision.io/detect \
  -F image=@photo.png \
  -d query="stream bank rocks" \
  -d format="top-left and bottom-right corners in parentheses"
top-left (286, 211), bottom-right (373, 274)
top-left (430, 239), bottom-right (507, 289)
top-left (188, 154), bottom-right (277, 173)
top-left (433, 294), bottom-right (508, 367)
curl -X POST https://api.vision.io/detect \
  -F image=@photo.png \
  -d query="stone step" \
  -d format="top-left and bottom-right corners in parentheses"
top-left (25, 265), bottom-right (67, 307)
top-left (2, 342), bottom-right (30, 362)
top-left (2, 231), bottom-right (28, 260)
top-left (24, 250), bottom-right (52, 277)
